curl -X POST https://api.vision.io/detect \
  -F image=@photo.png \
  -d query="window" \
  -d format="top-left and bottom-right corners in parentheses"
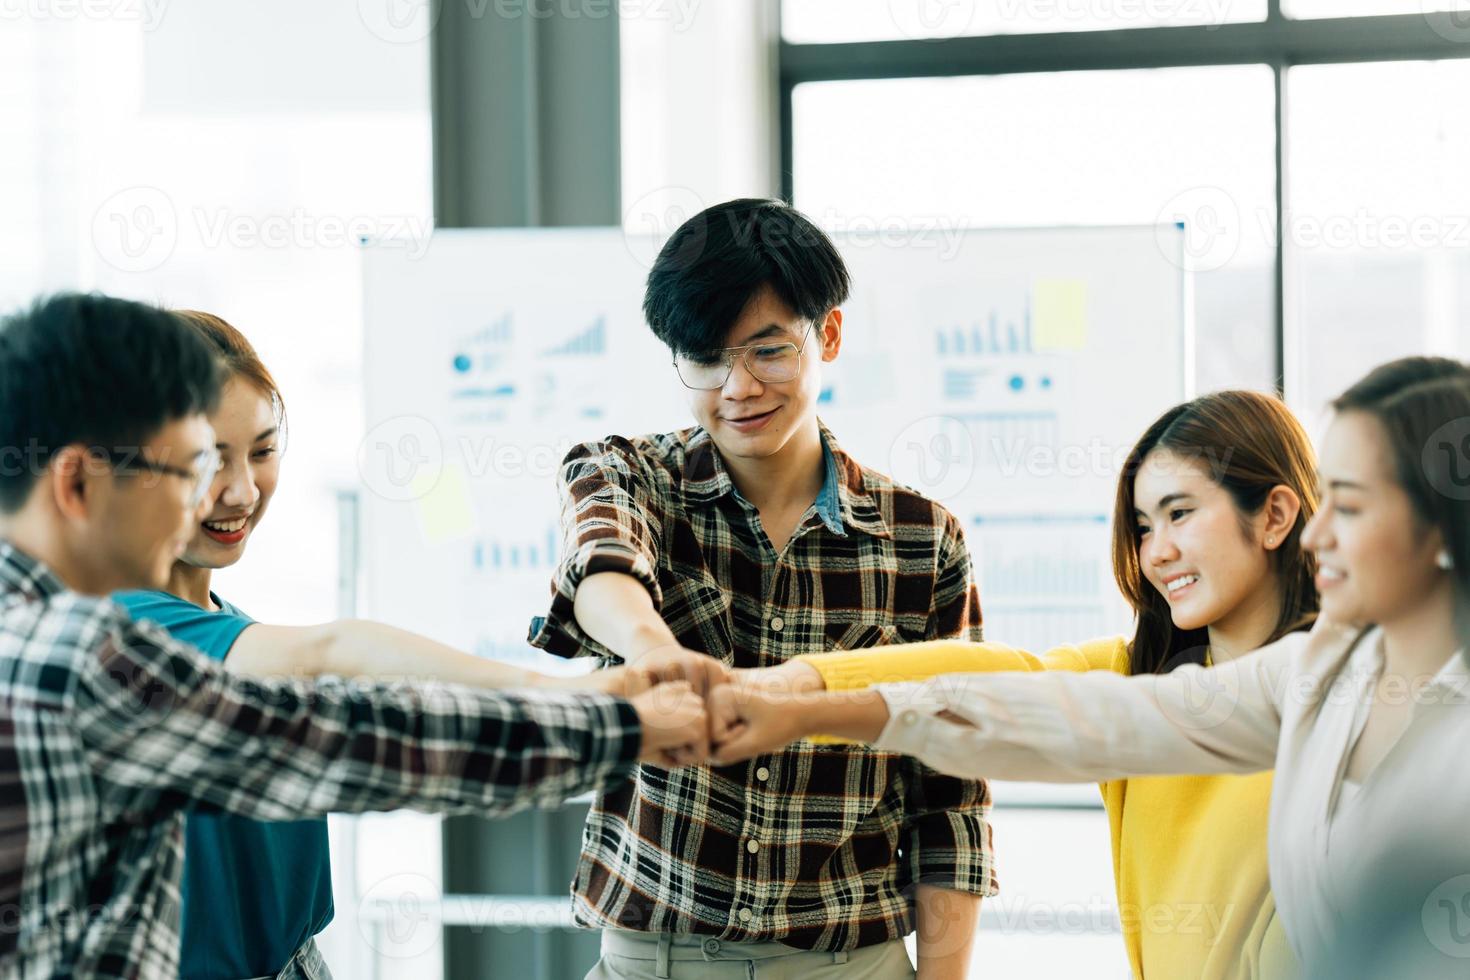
top-left (1284, 0), bottom-right (1469, 17)
top-left (1285, 59), bottom-right (1470, 421)
top-left (792, 66), bottom-right (1278, 394)
top-left (783, 0), bottom-right (1267, 42)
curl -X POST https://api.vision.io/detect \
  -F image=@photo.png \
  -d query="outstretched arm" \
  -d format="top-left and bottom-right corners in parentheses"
top-left (736, 636), bottom-right (1121, 698)
top-left (712, 633), bottom-right (1303, 779)
top-left (81, 616), bottom-right (711, 825)
top-left (227, 619), bottom-right (630, 695)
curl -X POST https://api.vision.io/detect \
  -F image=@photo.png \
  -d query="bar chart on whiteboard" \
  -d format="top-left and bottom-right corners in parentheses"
top-left (819, 231), bottom-right (1189, 654)
top-left (361, 225), bottom-right (1189, 666)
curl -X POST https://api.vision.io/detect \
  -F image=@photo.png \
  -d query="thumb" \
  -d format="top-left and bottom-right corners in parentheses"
top-left (710, 723), bottom-right (758, 767)
top-left (706, 684), bottom-right (751, 743)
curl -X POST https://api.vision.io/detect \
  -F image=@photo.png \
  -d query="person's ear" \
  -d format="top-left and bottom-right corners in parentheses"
top-left (819, 308), bottom-right (842, 362)
top-left (1261, 484), bottom-right (1302, 551)
top-left (50, 445), bottom-right (97, 524)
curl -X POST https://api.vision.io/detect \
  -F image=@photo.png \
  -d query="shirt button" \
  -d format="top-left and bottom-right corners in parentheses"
top-left (738, 908), bottom-right (753, 923)
top-left (746, 839), bottom-right (760, 854)
top-left (702, 939), bottom-right (720, 954)
top-left (770, 616), bottom-right (785, 632)
top-left (901, 710), bottom-right (920, 727)
top-left (755, 766), bottom-right (770, 781)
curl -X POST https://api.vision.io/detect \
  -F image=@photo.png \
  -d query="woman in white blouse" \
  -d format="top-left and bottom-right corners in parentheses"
top-left (709, 357), bottom-right (1470, 977)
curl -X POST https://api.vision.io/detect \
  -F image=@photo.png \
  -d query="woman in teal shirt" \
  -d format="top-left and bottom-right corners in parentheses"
top-left (117, 310), bottom-right (637, 979)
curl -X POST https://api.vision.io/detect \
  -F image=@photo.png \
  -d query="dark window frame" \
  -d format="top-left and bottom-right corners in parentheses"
top-left (777, 5), bottom-right (1470, 391)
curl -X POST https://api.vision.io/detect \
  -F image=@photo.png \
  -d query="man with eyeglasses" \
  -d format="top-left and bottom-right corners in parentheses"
top-left (528, 199), bottom-right (994, 978)
top-left (0, 293), bottom-right (710, 978)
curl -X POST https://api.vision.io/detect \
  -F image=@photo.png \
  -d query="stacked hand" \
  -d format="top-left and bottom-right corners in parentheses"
top-left (706, 667), bottom-right (815, 765)
top-left (630, 680), bottom-right (711, 767)
top-left (625, 652), bottom-right (830, 767)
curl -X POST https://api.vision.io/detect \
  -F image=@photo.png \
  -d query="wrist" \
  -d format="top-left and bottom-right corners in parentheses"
top-left (626, 623), bottom-right (680, 663)
top-left (811, 689), bottom-right (890, 743)
top-left (777, 659), bottom-right (825, 694)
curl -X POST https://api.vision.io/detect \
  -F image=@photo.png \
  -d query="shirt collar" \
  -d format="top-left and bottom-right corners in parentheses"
top-left (1430, 646), bottom-right (1470, 690)
top-left (680, 422), bottom-right (891, 539)
top-left (0, 539), bottom-right (68, 603)
top-left (811, 439), bottom-right (845, 536)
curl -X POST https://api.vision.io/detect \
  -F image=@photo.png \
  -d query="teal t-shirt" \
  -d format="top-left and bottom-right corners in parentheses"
top-left (114, 589), bottom-right (335, 980)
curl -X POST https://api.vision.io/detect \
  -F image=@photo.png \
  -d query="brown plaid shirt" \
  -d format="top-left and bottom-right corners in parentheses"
top-left (529, 423), bottom-right (997, 951)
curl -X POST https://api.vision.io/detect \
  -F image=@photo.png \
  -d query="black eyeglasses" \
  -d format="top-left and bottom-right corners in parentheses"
top-left (673, 324), bottom-right (815, 391)
top-left (99, 448), bottom-right (222, 509)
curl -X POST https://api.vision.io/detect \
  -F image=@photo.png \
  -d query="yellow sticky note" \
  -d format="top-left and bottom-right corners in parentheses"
top-left (413, 463), bottom-right (476, 544)
top-left (1033, 279), bottom-right (1089, 352)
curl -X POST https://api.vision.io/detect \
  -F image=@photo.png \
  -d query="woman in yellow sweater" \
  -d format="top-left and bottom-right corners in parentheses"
top-left (725, 389), bottom-right (1320, 980)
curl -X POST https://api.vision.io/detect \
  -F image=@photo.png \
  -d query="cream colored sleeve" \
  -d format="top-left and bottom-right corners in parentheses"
top-left (872, 632), bottom-right (1305, 783)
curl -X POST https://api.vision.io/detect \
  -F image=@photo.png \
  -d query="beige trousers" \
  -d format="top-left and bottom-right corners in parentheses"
top-left (586, 929), bottom-right (916, 980)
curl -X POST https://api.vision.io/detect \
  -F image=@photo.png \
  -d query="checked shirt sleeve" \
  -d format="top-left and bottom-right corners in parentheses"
top-left (928, 513), bottom-right (983, 644)
top-left (899, 509), bottom-right (997, 899)
top-left (75, 614), bottom-right (642, 824)
top-left (895, 756), bottom-right (999, 900)
top-left (528, 439), bottom-right (665, 661)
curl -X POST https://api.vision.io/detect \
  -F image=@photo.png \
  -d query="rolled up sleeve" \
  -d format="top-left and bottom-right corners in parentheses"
top-left (891, 511), bottom-right (996, 898)
top-left (528, 439), bottom-right (665, 661)
top-left (897, 754), bottom-right (999, 899)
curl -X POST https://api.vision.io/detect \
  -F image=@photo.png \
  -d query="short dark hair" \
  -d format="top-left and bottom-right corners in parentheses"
top-left (643, 198), bottom-right (852, 355)
top-left (0, 293), bottom-right (223, 513)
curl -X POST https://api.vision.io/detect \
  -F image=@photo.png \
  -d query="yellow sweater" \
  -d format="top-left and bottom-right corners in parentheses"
top-left (799, 638), bottom-right (1296, 980)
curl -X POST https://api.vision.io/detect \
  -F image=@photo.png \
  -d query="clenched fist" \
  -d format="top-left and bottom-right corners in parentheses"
top-left (630, 680), bottom-right (710, 767)
top-left (706, 675), bottom-right (810, 765)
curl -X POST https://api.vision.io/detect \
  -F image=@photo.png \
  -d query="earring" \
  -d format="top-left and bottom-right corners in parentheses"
top-left (1437, 550), bottom-right (1455, 571)
top-left (1266, 535), bottom-right (1275, 547)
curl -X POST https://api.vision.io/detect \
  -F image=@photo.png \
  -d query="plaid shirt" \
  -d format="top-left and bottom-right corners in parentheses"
top-left (0, 542), bottom-right (641, 980)
top-left (529, 424), bottom-right (997, 951)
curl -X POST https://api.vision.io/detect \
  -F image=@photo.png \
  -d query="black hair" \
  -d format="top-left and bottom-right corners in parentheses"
top-left (0, 293), bottom-right (223, 513)
top-left (1331, 357), bottom-right (1470, 653)
top-left (1331, 355), bottom-right (1469, 405)
top-left (642, 198), bottom-right (852, 355)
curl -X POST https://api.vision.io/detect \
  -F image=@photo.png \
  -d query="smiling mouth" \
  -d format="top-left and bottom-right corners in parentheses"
top-left (724, 408), bottom-right (779, 431)
top-left (202, 517), bottom-right (250, 544)
top-left (1164, 574), bottom-right (1200, 595)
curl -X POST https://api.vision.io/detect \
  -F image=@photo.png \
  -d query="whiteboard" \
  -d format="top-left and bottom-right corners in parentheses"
top-left (359, 225), bottom-right (1190, 667)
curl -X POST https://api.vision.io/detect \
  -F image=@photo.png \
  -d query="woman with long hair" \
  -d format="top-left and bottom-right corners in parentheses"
top-left (114, 310), bottom-right (650, 980)
top-left (734, 387), bottom-right (1320, 979)
top-left (712, 357), bottom-right (1470, 977)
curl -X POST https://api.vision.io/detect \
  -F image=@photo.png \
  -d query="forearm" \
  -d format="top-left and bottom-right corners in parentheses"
top-left (86, 628), bottom-right (644, 823)
top-left (282, 684), bottom-right (641, 818)
top-left (799, 688), bottom-right (892, 742)
top-left (875, 660), bottom-right (1288, 783)
top-left (572, 571), bottom-right (678, 664)
top-left (915, 884), bottom-right (980, 980)
top-left (321, 620), bottom-right (545, 688)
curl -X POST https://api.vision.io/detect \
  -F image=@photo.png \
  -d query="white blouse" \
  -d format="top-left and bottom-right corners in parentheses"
top-left (873, 622), bottom-right (1470, 973)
